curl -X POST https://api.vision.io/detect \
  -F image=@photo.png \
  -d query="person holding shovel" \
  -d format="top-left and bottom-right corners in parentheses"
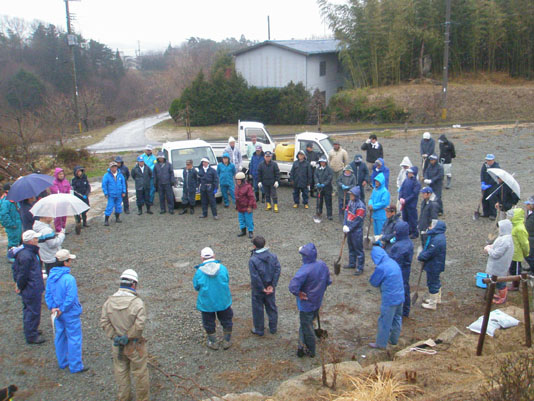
top-left (417, 220), bottom-right (447, 310)
top-left (388, 221), bottom-right (414, 317)
top-left (368, 173), bottom-right (390, 236)
top-left (399, 167), bottom-right (421, 239)
top-left (418, 187), bottom-right (439, 246)
top-left (314, 156), bottom-right (333, 221)
top-left (337, 165), bottom-right (357, 221)
top-left (369, 246), bottom-right (404, 349)
top-left (343, 186), bottom-right (367, 275)
top-left (420, 132), bottom-right (435, 175)
top-left (423, 154), bottom-right (444, 215)
top-left (289, 243), bottom-right (331, 358)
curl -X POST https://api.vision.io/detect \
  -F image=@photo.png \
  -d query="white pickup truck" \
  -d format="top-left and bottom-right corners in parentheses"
top-left (161, 139), bottom-right (222, 203)
top-left (211, 121), bottom-right (334, 181)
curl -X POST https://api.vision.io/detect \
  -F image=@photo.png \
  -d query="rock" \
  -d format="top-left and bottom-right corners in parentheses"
top-left (436, 326), bottom-right (466, 344)
top-left (203, 392), bottom-right (267, 401)
top-left (273, 361), bottom-right (362, 401)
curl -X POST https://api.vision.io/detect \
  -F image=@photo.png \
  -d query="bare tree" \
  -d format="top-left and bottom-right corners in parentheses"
top-left (42, 94), bottom-right (75, 145)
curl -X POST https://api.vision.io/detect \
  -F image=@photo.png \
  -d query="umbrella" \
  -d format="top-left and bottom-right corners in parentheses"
top-left (6, 174), bottom-right (54, 202)
top-left (486, 168), bottom-right (520, 198)
top-left (30, 193), bottom-right (90, 218)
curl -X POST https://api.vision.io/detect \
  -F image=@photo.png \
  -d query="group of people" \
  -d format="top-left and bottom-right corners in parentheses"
top-left (3, 128), bottom-right (534, 400)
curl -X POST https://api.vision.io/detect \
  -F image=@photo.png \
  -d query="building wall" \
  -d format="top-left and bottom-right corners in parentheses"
top-left (305, 53), bottom-right (344, 103)
top-left (235, 45), bottom-right (344, 103)
top-left (235, 46), bottom-right (306, 88)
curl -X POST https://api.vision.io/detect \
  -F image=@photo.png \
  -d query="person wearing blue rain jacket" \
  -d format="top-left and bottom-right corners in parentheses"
top-left (193, 247), bottom-right (233, 350)
top-left (217, 153), bottom-right (236, 207)
top-left (380, 206), bottom-right (400, 253)
top-left (249, 146), bottom-right (265, 202)
top-left (369, 246), bottom-right (404, 349)
top-left (102, 162), bottom-right (126, 226)
top-left (343, 186), bottom-right (366, 274)
top-left (45, 249), bottom-right (86, 373)
top-left (371, 158), bottom-right (390, 190)
top-left (141, 145), bottom-right (157, 204)
top-left (198, 158), bottom-right (219, 219)
top-left (368, 173), bottom-right (390, 236)
top-left (417, 220), bottom-right (447, 310)
top-left (289, 243), bottom-right (331, 358)
top-left (387, 221), bottom-right (414, 317)
top-left (398, 167), bottom-right (421, 239)
top-left (0, 184), bottom-right (22, 258)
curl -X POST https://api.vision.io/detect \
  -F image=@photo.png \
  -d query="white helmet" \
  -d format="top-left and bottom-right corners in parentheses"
top-left (235, 172), bottom-right (246, 180)
top-left (228, 136), bottom-right (236, 143)
top-left (120, 269), bottom-right (138, 283)
top-left (423, 132), bottom-right (431, 139)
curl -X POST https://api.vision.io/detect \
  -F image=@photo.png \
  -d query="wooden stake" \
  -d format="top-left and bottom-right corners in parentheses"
top-left (521, 273), bottom-right (532, 348)
top-left (477, 275), bottom-right (497, 356)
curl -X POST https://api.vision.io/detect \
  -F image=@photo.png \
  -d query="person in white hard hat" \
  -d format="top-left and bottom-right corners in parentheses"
top-left (420, 132), bottom-right (435, 175)
top-left (45, 249), bottom-right (88, 373)
top-left (224, 136), bottom-right (242, 171)
top-left (101, 269), bottom-right (149, 401)
top-left (235, 171), bottom-right (256, 238)
top-left (194, 247), bottom-right (233, 350)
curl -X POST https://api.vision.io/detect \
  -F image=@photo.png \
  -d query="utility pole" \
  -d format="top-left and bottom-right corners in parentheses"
top-left (64, 0), bottom-right (82, 133)
top-left (441, 0), bottom-right (451, 121)
top-left (267, 16), bottom-right (271, 40)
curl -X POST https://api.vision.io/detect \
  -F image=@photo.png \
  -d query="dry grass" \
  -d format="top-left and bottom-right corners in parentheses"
top-left (330, 368), bottom-right (422, 401)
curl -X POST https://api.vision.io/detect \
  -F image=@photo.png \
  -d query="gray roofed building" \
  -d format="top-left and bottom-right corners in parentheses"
top-left (234, 39), bottom-right (345, 104)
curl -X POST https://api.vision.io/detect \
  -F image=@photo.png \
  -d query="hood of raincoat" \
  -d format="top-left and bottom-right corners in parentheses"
top-left (371, 246), bottom-right (387, 265)
top-left (299, 243), bottom-right (317, 264)
top-left (410, 166), bottom-right (419, 176)
top-left (375, 157), bottom-right (386, 168)
top-left (343, 165), bottom-right (354, 173)
top-left (73, 166), bottom-right (85, 176)
top-left (54, 167), bottom-right (65, 180)
top-left (439, 134), bottom-right (448, 143)
top-left (394, 221), bottom-right (410, 240)
top-left (222, 152), bottom-right (230, 161)
top-left (511, 208), bottom-right (525, 226)
top-left (48, 266), bottom-right (71, 284)
top-left (198, 259), bottom-right (221, 276)
top-left (399, 157), bottom-right (412, 167)
top-left (353, 154), bottom-right (363, 163)
top-left (499, 219), bottom-right (513, 236)
top-left (373, 172), bottom-right (386, 187)
top-left (350, 186), bottom-right (361, 199)
top-left (427, 220), bottom-right (446, 235)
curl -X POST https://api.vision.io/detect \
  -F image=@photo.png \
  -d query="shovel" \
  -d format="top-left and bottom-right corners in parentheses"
top-left (313, 188), bottom-right (322, 223)
top-left (411, 248), bottom-right (425, 305)
top-left (314, 311), bottom-right (328, 339)
top-left (333, 233), bottom-right (347, 275)
top-left (363, 211), bottom-right (373, 250)
top-left (473, 194), bottom-right (483, 220)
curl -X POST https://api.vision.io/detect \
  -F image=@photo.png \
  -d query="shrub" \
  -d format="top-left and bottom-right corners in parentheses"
top-left (55, 147), bottom-right (90, 167)
top-left (482, 351), bottom-right (534, 401)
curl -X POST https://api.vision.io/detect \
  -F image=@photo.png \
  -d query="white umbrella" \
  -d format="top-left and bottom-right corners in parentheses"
top-left (30, 193), bottom-right (90, 218)
top-left (487, 168), bottom-right (520, 198)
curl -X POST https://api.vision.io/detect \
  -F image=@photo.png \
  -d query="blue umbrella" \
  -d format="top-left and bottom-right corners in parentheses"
top-left (6, 173), bottom-right (54, 202)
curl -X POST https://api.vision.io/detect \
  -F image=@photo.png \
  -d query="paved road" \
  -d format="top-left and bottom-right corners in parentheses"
top-left (87, 112), bottom-right (170, 153)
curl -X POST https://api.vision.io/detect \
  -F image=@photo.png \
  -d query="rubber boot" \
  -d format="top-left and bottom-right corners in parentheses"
top-left (222, 329), bottom-right (232, 350)
top-left (255, 191), bottom-right (259, 202)
top-left (82, 215), bottom-right (89, 227)
top-left (422, 293), bottom-right (438, 310)
top-left (237, 228), bottom-right (247, 237)
top-left (261, 193), bottom-right (265, 203)
top-left (179, 207), bottom-right (188, 215)
top-left (190, 206), bottom-right (194, 215)
top-left (115, 213), bottom-right (122, 223)
top-left (138, 206), bottom-right (143, 215)
top-left (266, 202), bottom-right (272, 211)
top-left (248, 231), bottom-right (253, 239)
top-left (206, 334), bottom-right (218, 350)
top-left (446, 176), bottom-right (451, 189)
top-left (146, 205), bottom-right (153, 214)
top-left (493, 288), bottom-right (508, 304)
top-left (274, 204), bottom-right (279, 213)
top-left (104, 215), bottom-right (110, 226)
top-left (75, 222), bottom-right (82, 235)
top-left (424, 288), bottom-right (442, 304)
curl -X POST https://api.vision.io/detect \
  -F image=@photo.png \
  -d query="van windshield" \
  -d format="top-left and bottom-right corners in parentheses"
top-left (320, 138), bottom-right (334, 154)
top-left (170, 147), bottom-right (217, 169)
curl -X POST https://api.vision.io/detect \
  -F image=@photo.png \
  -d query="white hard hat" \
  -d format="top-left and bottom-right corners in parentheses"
top-left (22, 230), bottom-right (42, 242)
top-left (423, 132), bottom-right (431, 139)
top-left (228, 136), bottom-right (236, 143)
top-left (120, 269), bottom-right (138, 282)
top-left (145, 144), bottom-right (153, 150)
top-left (201, 158), bottom-right (210, 163)
top-left (235, 172), bottom-right (246, 180)
top-left (201, 247), bottom-right (214, 259)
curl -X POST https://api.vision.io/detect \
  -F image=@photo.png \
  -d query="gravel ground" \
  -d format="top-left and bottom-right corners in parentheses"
top-left (1, 124), bottom-right (534, 400)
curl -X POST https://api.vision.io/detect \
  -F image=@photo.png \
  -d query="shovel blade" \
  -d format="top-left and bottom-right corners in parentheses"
top-left (411, 292), bottom-right (419, 306)
top-left (364, 237), bottom-right (372, 250)
top-left (473, 211), bottom-right (480, 220)
top-left (334, 260), bottom-right (341, 275)
top-left (313, 215), bottom-right (322, 224)
top-left (315, 328), bottom-right (328, 339)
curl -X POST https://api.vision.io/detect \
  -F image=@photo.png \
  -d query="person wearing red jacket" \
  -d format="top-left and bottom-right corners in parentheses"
top-left (50, 167), bottom-right (72, 232)
top-left (235, 172), bottom-right (257, 238)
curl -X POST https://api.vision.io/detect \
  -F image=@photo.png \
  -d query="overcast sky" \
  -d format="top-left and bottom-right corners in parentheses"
top-left (3, 0), bottom-right (345, 55)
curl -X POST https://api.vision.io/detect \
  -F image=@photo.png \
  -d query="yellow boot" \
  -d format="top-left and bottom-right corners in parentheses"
top-left (274, 204), bottom-right (279, 213)
top-left (266, 202), bottom-right (272, 211)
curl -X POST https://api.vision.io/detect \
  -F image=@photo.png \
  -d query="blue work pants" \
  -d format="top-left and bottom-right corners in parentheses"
top-left (105, 196), bottom-right (123, 216)
top-left (238, 212), bottom-right (253, 232)
top-left (54, 313), bottom-right (84, 373)
top-left (251, 291), bottom-right (278, 335)
top-left (376, 303), bottom-right (403, 348)
top-left (220, 183), bottom-right (235, 206)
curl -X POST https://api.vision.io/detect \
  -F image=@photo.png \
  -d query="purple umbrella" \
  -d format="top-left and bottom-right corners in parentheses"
top-left (6, 173), bottom-right (54, 202)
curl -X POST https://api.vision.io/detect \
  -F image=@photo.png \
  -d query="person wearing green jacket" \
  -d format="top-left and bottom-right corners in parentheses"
top-left (508, 208), bottom-right (530, 291)
top-left (0, 184), bottom-right (22, 261)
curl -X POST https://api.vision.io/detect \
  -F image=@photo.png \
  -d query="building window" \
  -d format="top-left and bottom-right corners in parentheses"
top-left (319, 61), bottom-right (326, 76)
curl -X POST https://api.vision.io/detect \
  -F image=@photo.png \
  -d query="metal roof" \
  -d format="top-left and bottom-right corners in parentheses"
top-left (234, 39), bottom-right (341, 57)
